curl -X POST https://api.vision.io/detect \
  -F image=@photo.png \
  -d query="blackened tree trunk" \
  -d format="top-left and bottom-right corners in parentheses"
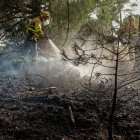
top-left (108, 40), bottom-right (119, 140)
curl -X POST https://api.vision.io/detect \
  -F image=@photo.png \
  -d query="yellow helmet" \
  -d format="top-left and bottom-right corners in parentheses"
top-left (40, 11), bottom-right (50, 19)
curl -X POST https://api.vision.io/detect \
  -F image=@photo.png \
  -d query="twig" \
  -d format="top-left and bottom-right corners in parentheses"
top-left (69, 105), bottom-right (75, 124)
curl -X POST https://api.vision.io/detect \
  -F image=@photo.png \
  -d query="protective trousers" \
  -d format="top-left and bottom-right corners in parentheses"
top-left (24, 37), bottom-right (38, 63)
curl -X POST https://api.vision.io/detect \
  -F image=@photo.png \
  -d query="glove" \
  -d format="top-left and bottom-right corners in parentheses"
top-left (40, 33), bottom-right (49, 40)
top-left (31, 36), bottom-right (38, 43)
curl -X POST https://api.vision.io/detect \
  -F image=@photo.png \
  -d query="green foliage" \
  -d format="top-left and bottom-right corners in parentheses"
top-left (78, 0), bottom-right (132, 38)
top-left (47, 0), bottom-right (97, 30)
top-left (0, 0), bottom-right (137, 47)
top-left (44, 0), bottom-right (98, 46)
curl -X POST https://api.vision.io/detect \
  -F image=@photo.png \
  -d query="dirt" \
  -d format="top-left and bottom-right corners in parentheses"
top-left (0, 42), bottom-right (139, 140)
top-left (0, 73), bottom-right (139, 140)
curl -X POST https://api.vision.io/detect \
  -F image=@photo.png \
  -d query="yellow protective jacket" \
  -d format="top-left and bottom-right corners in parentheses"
top-left (25, 17), bottom-right (43, 37)
top-left (117, 22), bottom-right (139, 38)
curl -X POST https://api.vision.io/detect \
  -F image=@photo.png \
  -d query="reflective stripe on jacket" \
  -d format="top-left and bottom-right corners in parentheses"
top-left (25, 17), bottom-right (43, 37)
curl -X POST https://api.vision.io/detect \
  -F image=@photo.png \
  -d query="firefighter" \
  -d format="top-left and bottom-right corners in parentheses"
top-left (117, 15), bottom-right (139, 42)
top-left (24, 11), bottom-right (51, 63)
top-left (124, 15), bottom-right (139, 38)
top-left (126, 15), bottom-right (136, 36)
top-left (128, 15), bottom-right (135, 28)
top-left (117, 15), bottom-right (139, 60)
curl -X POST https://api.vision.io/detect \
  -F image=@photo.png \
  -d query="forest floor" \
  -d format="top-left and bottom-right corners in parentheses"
top-left (0, 71), bottom-right (140, 140)
top-left (0, 42), bottom-right (140, 140)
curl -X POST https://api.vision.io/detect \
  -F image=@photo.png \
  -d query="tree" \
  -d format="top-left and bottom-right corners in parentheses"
top-left (45, 0), bottom-right (98, 46)
top-left (0, 0), bottom-right (98, 47)
top-left (62, 0), bottom-right (140, 139)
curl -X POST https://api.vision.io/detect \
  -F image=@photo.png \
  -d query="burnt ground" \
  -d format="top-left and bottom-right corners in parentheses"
top-left (0, 73), bottom-right (140, 140)
top-left (0, 42), bottom-right (140, 140)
